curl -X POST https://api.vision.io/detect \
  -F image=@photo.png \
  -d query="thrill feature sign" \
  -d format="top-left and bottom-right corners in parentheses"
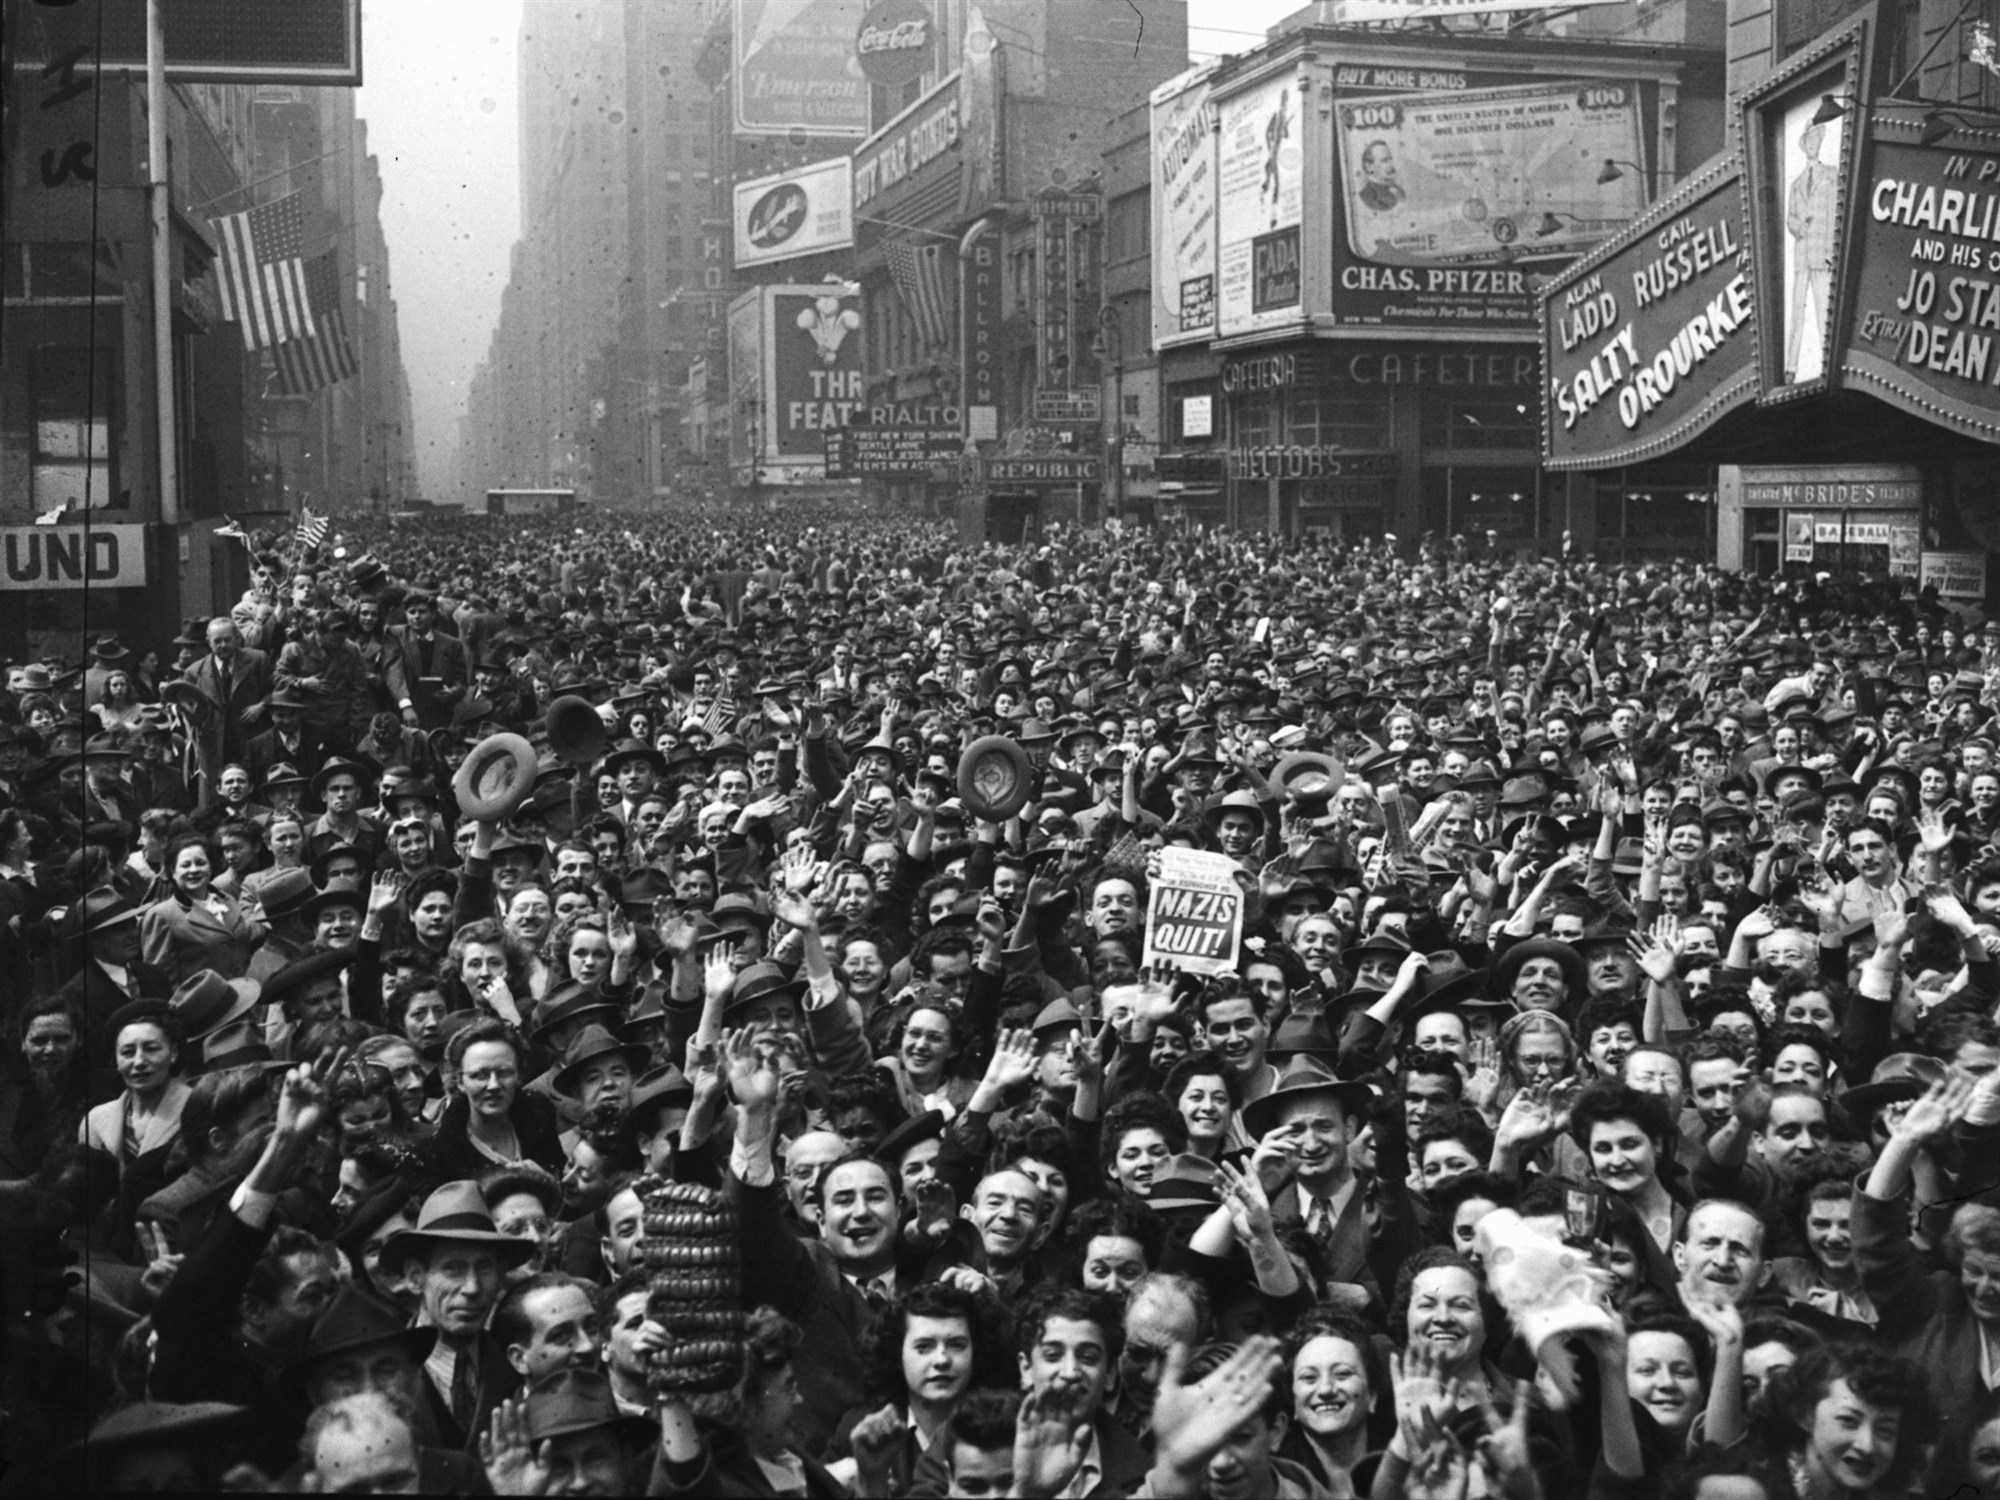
top-left (1839, 119), bottom-right (2000, 444)
top-left (1143, 849), bottom-right (1244, 977)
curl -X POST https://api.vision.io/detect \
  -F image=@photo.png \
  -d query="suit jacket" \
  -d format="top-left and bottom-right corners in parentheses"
top-left (385, 627), bottom-right (470, 729)
top-left (81, 1079), bottom-right (192, 1172)
top-left (184, 648), bottom-right (273, 760)
top-left (140, 889), bottom-right (266, 983)
top-left (59, 957), bottom-right (174, 1060)
top-left (1271, 1178), bottom-right (1380, 1304)
top-left (416, 1331), bottom-right (521, 1455)
top-left (245, 723), bottom-right (327, 789)
top-left (1855, 1181), bottom-right (1988, 1415)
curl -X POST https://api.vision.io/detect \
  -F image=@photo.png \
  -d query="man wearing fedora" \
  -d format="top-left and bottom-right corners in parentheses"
top-left (378, 1179), bottom-right (535, 1453)
top-left (58, 890), bottom-right (174, 1058)
top-left (245, 689), bottom-right (329, 790)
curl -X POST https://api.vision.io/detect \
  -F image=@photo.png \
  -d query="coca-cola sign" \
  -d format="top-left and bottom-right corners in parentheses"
top-left (855, 0), bottom-right (933, 88)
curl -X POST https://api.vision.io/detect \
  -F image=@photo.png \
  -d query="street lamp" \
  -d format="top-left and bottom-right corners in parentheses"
top-left (1092, 305), bottom-right (1125, 523)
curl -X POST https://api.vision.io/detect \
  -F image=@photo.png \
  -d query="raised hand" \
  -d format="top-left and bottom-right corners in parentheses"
top-left (1390, 1339), bottom-right (1462, 1428)
top-left (1893, 1073), bottom-right (1975, 1146)
top-left (1216, 1157), bottom-right (1276, 1246)
top-left (1472, 1381), bottom-right (1537, 1500)
top-left (779, 843), bottom-right (821, 897)
top-left (1627, 930), bottom-right (1678, 986)
top-left (850, 1403), bottom-right (908, 1494)
top-left (770, 888), bottom-right (818, 931)
top-left (136, 1220), bottom-right (183, 1301)
top-left (1013, 1388), bottom-right (1089, 1500)
top-left (479, 1395), bottom-right (553, 1496)
top-left (1917, 807), bottom-right (1954, 854)
top-left (1150, 1337), bottom-right (1287, 1482)
top-left (367, 868), bottom-right (406, 916)
top-left (703, 945), bottom-right (738, 1005)
top-left (982, 1027), bottom-right (1038, 1094)
top-left (1464, 1036), bottom-right (1503, 1115)
top-left (722, 1027), bottom-right (781, 1114)
top-left (275, 1048), bottom-right (346, 1142)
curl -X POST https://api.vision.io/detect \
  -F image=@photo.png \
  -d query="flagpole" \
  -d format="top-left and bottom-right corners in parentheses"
top-left (148, 0), bottom-right (180, 526)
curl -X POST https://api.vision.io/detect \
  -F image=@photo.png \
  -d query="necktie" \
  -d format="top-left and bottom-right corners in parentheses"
top-left (450, 1348), bottom-right (477, 1431)
top-left (860, 1276), bottom-right (891, 1316)
top-left (419, 637), bottom-right (434, 677)
top-left (1306, 1196), bottom-right (1332, 1248)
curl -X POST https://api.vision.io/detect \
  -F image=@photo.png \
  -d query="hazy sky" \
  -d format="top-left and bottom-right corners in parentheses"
top-left (359, 0), bottom-right (1301, 498)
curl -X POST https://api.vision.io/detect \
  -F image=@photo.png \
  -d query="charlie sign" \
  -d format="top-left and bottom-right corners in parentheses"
top-left (1143, 848), bottom-right (1244, 977)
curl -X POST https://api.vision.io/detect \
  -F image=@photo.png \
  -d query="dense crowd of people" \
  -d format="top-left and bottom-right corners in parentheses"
top-left (3, 505), bottom-right (2000, 1498)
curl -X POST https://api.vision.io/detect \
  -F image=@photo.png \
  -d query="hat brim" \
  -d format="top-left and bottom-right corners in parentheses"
top-left (452, 732), bottom-right (540, 820)
top-left (1241, 1076), bottom-right (1376, 1140)
top-left (552, 1042), bottom-right (653, 1098)
top-left (957, 735), bottom-right (1034, 822)
top-left (278, 1324), bottom-right (437, 1407)
top-left (159, 680), bottom-right (212, 718)
top-left (1270, 751), bottom-right (1344, 803)
top-left (183, 980), bottom-right (263, 1041)
top-left (377, 1226), bottom-right (538, 1275)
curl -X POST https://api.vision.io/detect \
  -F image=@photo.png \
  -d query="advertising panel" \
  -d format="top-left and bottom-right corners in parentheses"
top-left (733, 158), bottom-right (854, 269)
top-left (733, 0), bottom-right (869, 138)
top-left (1151, 65), bottom-right (1220, 347)
top-left (1542, 158), bottom-right (1757, 470)
top-left (853, 73), bottom-right (961, 223)
top-left (1921, 550), bottom-right (1989, 600)
top-left (0, 525), bottom-right (149, 590)
top-left (1838, 118), bottom-right (2000, 445)
top-left (1329, 63), bottom-right (1652, 333)
top-left (769, 287), bottom-right (864, 463)
top-left (17, 0), bottom-right (362, 84)
top-left (854, 0), bottom-right (935, 89)
top-left (1331, 0), bottom-right (1623, 17)
top-left (962, 222), bottom-right (1003, 439)
top-left (825, 426), bottom-right (961, 475)
top-left (1216, 70), bottom-right (1304, 337)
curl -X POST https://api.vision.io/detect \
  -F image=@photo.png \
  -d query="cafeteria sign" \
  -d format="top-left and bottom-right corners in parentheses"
top-left (1144, 848), bottom-right (1244, 976)
top-left (1838, 116), bottom-right (2000, 444)
top-left (1542, 158), bottom-right (1758, 468)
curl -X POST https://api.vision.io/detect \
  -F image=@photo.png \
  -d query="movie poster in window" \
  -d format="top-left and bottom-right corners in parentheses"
top-left (1216, 71), bottom-right (1303, 337)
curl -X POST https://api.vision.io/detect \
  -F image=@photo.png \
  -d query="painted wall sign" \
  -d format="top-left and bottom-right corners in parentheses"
top-left (734, 0), bottom-right (869, 138)
top-left (1, 524), bottom-right (149, 589)
top-left (1150, 64), bottom-right (1220, 348)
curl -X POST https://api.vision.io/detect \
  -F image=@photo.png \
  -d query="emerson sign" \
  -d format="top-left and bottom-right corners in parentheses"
top-left (1, 524), bottom-right (150, 590)
top-left (1542, 159), bottom-right (1758, 469)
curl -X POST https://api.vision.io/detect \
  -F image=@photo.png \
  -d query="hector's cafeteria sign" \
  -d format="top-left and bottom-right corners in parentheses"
top-left (1840, 122), bottom-right (2000, 443)
top-left (1542, 159), bottom-right (1758, 469)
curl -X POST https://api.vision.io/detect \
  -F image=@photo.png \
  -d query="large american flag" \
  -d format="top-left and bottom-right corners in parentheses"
top-left (210, 191), bottom-right (316, 351)
top-left (274, 251), bottom-right (359, 396)
top-left (884, 239), bottom-right (952, 353)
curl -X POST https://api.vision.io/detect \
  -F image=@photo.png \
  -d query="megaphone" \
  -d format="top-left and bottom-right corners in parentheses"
top-left (545, 695), bottom-right (609, 765)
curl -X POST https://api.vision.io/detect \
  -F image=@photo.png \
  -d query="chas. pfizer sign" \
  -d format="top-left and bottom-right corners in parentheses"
top-left (855, 0), bottom-right (933, 89)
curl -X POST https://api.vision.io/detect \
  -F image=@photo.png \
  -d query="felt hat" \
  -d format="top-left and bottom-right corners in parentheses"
top-left (1030, 997), bottom-right (1083, 1042)
top-left (103, 997), bottom-right (173, 1046)
top-left (1269, 751), bottom-right (1345, 805)
top-left (874, 1108), bottom-right (947, 1170)
top-left (377, 1180), bottom-right (537, 1275)
top-left (299, 879), bottom-right (369, 928)
top-left (80, 1400), bottom-right (247, 1453)
top-left (255, 868), bottom-right (318, 923)
top-left (518, 1367), bottom-right (653, 1444)
top-left (627, 1063), bottom-right (694, 1124)
top-left (262, 761), bottom-right (309, 791)
top-left (722, 961), bottom-right (806, 1020)
top-left (1489, 937), bottom-right (1588, 1006)
top-left (278, 1284), bottom-right (436, 1405)
top-left (452, 731), bottom-right (539, 820)
top-left (311, 757), bottom-right (378, 797)
top-left (1145, 1152), bottom-right (1226, 1212)
top-left (531, 981), bottom-right (624, 1043)
top-left (1839, 1052), bottom-right (1947, 1120)
top-left (159, 678), bottom-right (212, 718)
top-left (957, 734), bottom-right (1035, 822)
top-left (168, 970), bottom-right (262, 1041)
top-left (70, 887), bottom-right (139, 935)
top-left (1240, 1056), bottom-right (1377, 1139)
top-left (551, 1024), bottom-right (651, 1099)
top-left (1203, 788), bottom-right (1266, 834)
top-left (261, 947), bottom-right (355, 1009)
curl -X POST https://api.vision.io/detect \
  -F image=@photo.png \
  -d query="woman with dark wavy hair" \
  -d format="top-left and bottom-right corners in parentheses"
top-left (823, 1279), bottom-right (1014, 1495)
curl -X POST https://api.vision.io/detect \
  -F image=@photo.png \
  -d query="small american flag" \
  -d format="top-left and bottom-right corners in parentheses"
top-left (884, 239), bottom-right (952, 353)
top-left (273, 251), bottom-right (359, 396)
top-left (210, 191), bottom-right (316, 351)
top-left (295, 508), bottom-right (329, 551)
top-left (701, 697), bottom-right (735, 737)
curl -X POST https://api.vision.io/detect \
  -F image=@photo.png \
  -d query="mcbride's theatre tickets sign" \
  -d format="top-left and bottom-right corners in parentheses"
top-left (1542, 158), bottom-right (1758, 469)
top-left (1838, 118), bottom-right (2000, 444)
